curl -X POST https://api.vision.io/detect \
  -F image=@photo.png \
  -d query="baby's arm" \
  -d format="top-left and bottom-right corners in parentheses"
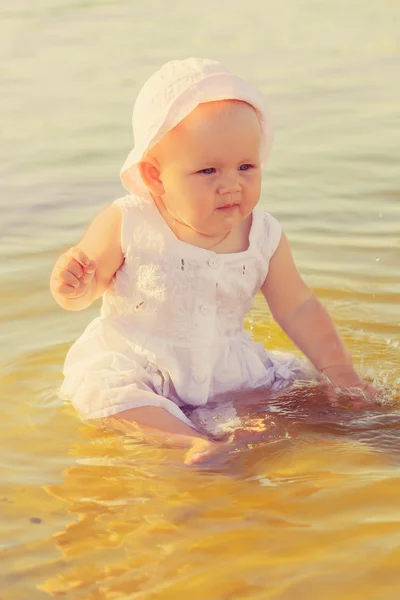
top-left (261, 234), bottom-right (373, 391)
top-left (50, 203), bottom-right (124, 311)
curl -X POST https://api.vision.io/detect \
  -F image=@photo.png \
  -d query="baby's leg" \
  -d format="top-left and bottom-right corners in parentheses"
top-left (66, 365), bottom-right (228, 464)
top-left (107, 405), bottom-right (207, 443)
top-left (104, 406), bottom-right (228, 465)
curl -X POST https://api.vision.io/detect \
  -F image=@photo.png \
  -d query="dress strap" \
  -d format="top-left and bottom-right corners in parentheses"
top-left (257, 210), bottom-right (282, 261)
top-left (113, 194), bottom-right (155, 256)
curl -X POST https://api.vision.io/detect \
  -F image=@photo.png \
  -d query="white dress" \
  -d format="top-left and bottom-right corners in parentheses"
top-left (60, 194), bottom-right (308, 436)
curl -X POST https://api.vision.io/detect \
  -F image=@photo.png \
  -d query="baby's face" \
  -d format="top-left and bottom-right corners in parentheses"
top-left (152, 100), bottom-right (262, 236)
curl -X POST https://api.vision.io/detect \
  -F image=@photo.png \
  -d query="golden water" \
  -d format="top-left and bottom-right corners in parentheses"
top-left (1, 0), bottom-right (399, 598)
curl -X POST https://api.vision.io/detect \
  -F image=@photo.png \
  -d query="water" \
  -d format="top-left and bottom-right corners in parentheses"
top-left (1, 0), bottom-right (399, 597)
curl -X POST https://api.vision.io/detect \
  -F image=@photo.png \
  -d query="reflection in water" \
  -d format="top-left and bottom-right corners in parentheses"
top-left (38, 407), bottom-right (399, 598)
top-left (1, 339), bottom-right (399, 597)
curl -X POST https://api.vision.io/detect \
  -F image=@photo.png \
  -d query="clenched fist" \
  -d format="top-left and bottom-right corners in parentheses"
top-left (51, 246), bottom-right (97, 301)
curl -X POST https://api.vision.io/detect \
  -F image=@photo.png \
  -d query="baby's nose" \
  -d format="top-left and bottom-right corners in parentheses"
top-left (217, 172), bottom-right (241, 194)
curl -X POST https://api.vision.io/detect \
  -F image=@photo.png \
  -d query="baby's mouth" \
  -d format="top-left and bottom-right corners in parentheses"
top-left (217, 203), bottom-right (238, 210)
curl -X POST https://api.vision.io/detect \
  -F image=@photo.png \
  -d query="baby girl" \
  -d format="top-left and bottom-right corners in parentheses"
top-left (50, 58), bottom-right (377, 464)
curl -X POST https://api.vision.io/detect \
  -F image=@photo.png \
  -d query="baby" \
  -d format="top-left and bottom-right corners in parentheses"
top-left (50, 58), bottom-right (377, 464)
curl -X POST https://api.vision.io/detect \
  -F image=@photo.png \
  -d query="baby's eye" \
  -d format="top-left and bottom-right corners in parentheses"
top-left (198, 167), bottom-right (216, 175)
top-left (239, 164), bottom-right (253, 171)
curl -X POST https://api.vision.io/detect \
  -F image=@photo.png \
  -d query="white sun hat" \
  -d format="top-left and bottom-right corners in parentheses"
top-left (120, 57), bottom-right (274, 196)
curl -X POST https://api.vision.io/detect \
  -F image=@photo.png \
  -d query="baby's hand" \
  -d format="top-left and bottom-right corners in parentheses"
top-left (321, 366), bottom-right (380, 409)
top-left (327, 383), bottom-right (379, 410)
top-left (52, 246), bottom-right (97, 299)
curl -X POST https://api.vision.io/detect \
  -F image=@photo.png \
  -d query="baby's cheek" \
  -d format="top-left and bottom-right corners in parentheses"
top-left (188, 203), bottom-right (207, 223)
top-left (245, 183), bottom-right (261, 205)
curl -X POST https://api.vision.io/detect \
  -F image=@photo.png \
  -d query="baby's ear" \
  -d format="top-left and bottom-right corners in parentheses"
top-left (138, 158), bottom-right (165, 195)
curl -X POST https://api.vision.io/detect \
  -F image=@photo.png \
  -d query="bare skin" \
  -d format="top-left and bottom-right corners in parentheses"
top-left (50, 203), bottom-right (124, 311)
top-left (104, 406), bottom-right (230, 466)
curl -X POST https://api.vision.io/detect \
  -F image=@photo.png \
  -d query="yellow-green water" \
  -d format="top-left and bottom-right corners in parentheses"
top-left (1, 1), bottom-right (399, 598)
